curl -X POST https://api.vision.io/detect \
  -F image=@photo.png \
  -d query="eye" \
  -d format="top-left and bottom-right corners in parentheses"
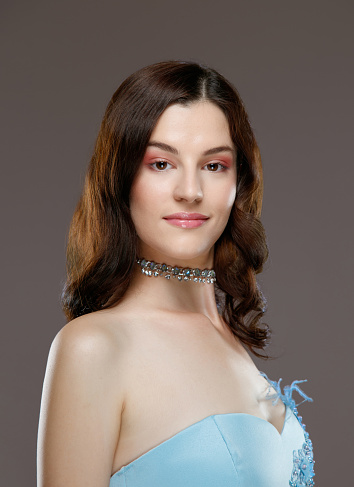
top-left (150, 160), bottom-right (172, 171)
top-left (204, 162), bottom-right (227, 172)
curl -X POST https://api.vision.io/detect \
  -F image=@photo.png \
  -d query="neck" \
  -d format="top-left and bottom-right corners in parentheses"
top-left (122, 257), bottom-right (221, 323)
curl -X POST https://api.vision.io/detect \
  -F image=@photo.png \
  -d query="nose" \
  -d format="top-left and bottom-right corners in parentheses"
top-left (173, 168), bottom-right (203, 203)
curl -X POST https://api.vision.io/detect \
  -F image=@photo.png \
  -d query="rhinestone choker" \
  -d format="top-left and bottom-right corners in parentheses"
top-left (137, 258), bottom-right (216, 284)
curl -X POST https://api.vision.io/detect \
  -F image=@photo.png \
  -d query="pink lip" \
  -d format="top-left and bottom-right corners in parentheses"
top-left (163, 213), bottom-right (209, 229)
top-left (164, 213), bottom-right (209, 220)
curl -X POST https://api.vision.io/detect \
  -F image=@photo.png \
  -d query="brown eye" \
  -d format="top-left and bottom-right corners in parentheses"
top-left (157, 161), bottom-right (167, 170)
top-left (206, 162), bottom-right (222, 172)
top-left (152, 160), bottom-right (170, 170)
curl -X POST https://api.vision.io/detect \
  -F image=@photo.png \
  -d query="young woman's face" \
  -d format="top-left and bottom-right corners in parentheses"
top-left (130, 101), bottom-right (237, 266)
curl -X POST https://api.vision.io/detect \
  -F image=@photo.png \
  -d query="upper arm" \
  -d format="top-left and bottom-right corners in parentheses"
top-left (37, 318), bottom-right (127, 487)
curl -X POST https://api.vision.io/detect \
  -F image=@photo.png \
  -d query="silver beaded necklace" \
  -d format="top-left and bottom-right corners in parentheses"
top-left (137, 258), bottom-right (216, 284)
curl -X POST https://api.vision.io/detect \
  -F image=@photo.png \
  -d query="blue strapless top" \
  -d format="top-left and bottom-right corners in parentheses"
top-left (109, 373), bottom-right (315, 487)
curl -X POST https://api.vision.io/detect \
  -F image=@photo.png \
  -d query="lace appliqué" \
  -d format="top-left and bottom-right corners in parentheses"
top-left (259, 372), bottom-right (315, 486)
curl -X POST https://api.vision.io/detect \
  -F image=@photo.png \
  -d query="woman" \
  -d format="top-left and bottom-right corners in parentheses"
top-left (37, 61), bottom-right (315, 486)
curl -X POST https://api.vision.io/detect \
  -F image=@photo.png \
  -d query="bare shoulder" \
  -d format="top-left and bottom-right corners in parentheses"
top-left (52, 302), bottom-right (158, 369)
top-left (51, 309), bottom-right (134, 366)
top-left (46, 308), bottom-right (145, 402)
top-left (54, 308), bottom-right (127, 346)
top-left (37, 310), bottom-right (134, 486)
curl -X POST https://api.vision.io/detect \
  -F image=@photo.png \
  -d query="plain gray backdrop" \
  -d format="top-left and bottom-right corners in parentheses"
top-left (1, 0), bottom-right (353, 485)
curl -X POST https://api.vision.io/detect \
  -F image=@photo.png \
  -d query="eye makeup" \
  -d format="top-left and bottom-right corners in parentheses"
top-left (204, 156), bottom-right (233, 169)
top-left (142, 150), bottom-right (234, 170)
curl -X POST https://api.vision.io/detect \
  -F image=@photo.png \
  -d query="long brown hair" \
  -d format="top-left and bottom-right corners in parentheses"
top-left (62, 61), bottom-right (270, 357)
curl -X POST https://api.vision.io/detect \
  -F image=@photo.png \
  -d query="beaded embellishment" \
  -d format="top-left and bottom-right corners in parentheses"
top-left (260, 372), bottom-right (315, 486)
top-left (137, 258), bottom-right (216, 283)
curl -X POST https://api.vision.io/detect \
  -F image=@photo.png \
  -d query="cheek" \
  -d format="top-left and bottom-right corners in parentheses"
top-left (130, 175), bottom-right (167, 222)
top-left (130, 180), bottom-right (150, 224)
top-left (217, 180), bottom-right (237, 215)
top-left (211, 183), bottom-right (236, 234)
top-left (225, 184), bottom-right (237, 209)
top-left (130, 178), bottom-right (145, 208)
top-left (129, 183), bottom-right (152, 244)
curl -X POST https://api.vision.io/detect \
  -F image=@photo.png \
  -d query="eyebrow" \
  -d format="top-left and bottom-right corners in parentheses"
top-left (147, 141), bottom-right (236, 157)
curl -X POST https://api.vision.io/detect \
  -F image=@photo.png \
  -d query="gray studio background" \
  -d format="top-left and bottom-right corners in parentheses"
top-left (1, 1), bottom-right (353, 485)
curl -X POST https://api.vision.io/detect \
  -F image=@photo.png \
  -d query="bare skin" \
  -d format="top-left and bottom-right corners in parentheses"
top-left (37, 102), bottom-right (285, 486)
top-left (108, 270), bottom-right (286, 475)
top-left (37, 271), bottom-right (286, 486)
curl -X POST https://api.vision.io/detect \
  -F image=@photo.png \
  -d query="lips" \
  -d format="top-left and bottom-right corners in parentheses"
top-left (164, 212), bottom-right (209, 220)
top-left (163, 213), bottom-right (209, 229)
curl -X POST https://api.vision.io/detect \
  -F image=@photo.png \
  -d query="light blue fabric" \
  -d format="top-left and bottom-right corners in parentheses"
top-left (109, 373), bottom-right (315, 487)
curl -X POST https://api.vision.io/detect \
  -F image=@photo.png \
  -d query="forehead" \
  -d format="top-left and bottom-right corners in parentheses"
top-left (149, 101), bottom-right (233, 147)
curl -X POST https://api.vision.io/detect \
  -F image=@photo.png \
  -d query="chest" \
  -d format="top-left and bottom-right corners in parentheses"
top-left (130, 316), bottom-right (268, 412)
top-left (112, 318), bottom-right (285, 473)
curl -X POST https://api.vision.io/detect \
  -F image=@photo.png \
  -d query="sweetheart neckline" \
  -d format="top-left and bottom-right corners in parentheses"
top-left (110, 404), bottom-right (291, 479)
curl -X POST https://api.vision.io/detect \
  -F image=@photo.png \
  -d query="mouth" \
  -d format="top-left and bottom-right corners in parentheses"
top-left (163, 213), bottom-right (209, 229)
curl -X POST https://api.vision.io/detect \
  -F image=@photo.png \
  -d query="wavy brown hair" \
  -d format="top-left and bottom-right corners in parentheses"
top-left (62, 60), bottom-right (271, 357)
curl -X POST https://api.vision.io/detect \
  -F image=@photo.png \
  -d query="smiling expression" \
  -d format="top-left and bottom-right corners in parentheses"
top-left (129, 101), bottom-right (237, 267)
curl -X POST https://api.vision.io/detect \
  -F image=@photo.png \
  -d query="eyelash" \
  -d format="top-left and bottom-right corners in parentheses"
top-left (204, 162), bottom-right (228, 172)
top-left (149, 160), bottom-right (228, 172)
top-left (149, 160), bottom-right (173, 171)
